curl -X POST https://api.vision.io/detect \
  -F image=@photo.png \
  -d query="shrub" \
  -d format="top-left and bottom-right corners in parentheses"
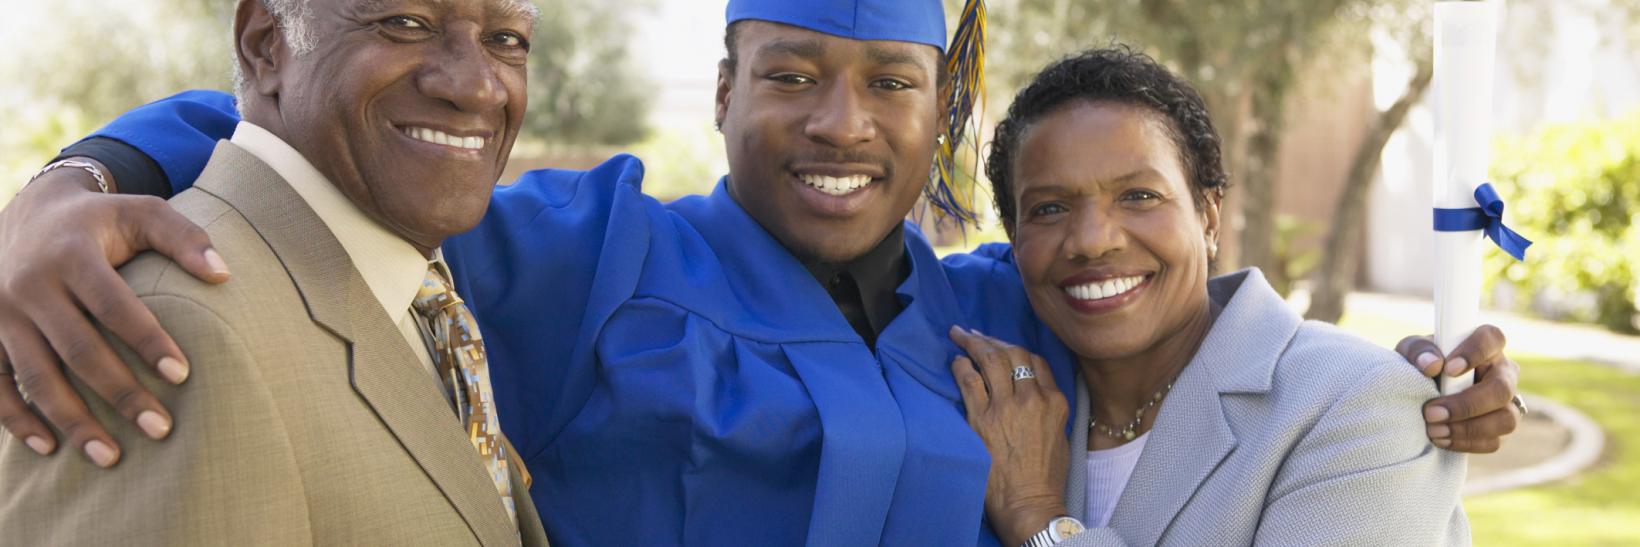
top-left (1485, 109), bottom-right (1640, 333)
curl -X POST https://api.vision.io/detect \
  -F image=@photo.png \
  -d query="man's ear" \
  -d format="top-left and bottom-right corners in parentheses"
top-left (236, 0), bottom-right (287, 98)
top-left (715, 59), bottom-right (734, 132)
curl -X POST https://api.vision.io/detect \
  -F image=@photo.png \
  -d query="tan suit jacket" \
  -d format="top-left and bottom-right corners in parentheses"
top-left (0, 142), bottom-right (549, 546)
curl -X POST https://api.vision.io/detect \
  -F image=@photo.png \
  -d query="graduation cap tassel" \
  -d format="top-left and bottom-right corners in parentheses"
top-left (929, 0), bottom-right (986, 228)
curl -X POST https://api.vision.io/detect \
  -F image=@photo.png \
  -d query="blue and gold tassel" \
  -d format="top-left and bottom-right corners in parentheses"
top-left (929, 0), bottom-right (986, 227)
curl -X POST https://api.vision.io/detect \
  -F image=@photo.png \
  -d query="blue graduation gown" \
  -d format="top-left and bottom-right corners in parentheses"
top-left (82, 90), bottom-right (1062, 546)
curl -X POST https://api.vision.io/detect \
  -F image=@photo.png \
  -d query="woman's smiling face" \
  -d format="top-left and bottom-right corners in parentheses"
top-left (1008, 100), bottom-right (1220, 361)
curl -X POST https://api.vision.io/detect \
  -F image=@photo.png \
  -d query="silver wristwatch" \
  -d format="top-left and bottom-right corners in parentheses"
top-left (1022, 515), bottom-right (1086, 547)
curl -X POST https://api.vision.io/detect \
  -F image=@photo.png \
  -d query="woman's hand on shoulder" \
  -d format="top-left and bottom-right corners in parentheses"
top-left (948, 326), bottom-right (1070, 546)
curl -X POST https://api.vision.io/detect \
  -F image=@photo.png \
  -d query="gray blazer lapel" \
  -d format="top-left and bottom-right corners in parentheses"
top-left (1065, 380), bottom-right (1093, 519)
top-left (1101, 269), bottom-right (1295, 544)
top-left (196, 142), bottom-right (520, 546)
top-left (1106, 362), bottom-right (1236, 546)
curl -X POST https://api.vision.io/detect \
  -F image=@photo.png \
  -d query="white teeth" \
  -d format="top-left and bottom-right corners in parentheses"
top-left (1064, 275), bottom-right (1146, 302)
top-left (403, 126), bottom-right (486, 150)
top-left (799, 174), bottom-right (873, 196)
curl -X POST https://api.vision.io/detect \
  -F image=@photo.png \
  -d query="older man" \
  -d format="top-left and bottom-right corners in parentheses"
top-left (0, 0), bottom-right (1524, 545)
top-left (0, 0), bottom-right (549, 544)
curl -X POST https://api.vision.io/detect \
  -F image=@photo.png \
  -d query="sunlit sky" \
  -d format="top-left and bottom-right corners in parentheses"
top-left (631, 0), bottom-right (730, 131)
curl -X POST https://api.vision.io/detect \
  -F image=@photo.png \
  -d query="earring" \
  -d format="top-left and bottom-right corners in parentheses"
top-left (936, 134), bottom-right (947, 145)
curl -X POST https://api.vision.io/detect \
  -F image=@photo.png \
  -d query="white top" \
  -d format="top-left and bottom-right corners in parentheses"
top-left (228, 122), bottom-right (440, 377)
top-left (1082, 433), bottom-right (1149, 528)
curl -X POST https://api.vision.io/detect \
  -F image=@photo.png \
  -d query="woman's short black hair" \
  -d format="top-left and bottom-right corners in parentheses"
top-left (985, 46), bottom-right (1229, 229)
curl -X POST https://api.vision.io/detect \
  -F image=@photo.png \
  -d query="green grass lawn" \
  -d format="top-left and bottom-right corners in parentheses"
top-left (1463, 354), bottom-right (1640, 546)
top-left (1337, 315), bottom-right (1640, 546)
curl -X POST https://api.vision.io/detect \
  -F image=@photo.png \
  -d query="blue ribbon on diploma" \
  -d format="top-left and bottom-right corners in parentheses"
top-left (1433, 182), bottom-right (1533, 261)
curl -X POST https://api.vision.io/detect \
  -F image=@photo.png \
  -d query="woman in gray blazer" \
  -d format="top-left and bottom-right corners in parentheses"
top-left (949, 47), bottom-right (1471, 547)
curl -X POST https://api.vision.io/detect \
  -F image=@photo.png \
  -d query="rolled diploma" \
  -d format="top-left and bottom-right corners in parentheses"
top-left (1432, 1), bottom-right (1500, 394)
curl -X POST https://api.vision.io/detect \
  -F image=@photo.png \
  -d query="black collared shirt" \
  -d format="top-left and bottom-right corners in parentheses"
top-left (802, 224), bottom-right (911, 350)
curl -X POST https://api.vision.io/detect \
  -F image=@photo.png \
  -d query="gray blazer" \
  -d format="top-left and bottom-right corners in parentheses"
top-left (0, 142), bottom-right (548, 546)
top-left (1059, 269), bottom-right (1469, 546)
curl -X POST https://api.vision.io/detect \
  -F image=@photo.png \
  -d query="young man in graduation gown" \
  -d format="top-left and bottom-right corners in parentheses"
top-left (0, 0), bottom-right (1525, 545)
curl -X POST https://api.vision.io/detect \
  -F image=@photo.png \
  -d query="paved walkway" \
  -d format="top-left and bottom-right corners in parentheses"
top-left (1296, 289), bottom-right (1640, 375)
top-left (1296, 289), bottom-right (1631, 495)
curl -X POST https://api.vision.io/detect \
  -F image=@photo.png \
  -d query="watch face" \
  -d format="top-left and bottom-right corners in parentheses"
top-left (1052, 517), bottom-right (1087, 540)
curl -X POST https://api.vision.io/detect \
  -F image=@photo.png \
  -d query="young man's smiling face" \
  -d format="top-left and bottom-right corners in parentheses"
top-left (716, 21), bottom-right (946, 263)
top-left (242, 0), bottom-right (536, 252)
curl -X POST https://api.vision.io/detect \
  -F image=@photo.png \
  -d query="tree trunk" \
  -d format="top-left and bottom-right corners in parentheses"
top-left (1237, 66), bottom-right (1291, 291)
top-left (1305, 57), bottom-right (1435, 323)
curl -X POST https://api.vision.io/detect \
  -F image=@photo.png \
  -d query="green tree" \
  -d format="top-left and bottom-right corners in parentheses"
top-left (989, 0), bottom-right (1420, 294)
top-left (0, 0), bottom-right (653, 192)
top-left (521, 0), bottom-right (654, 147)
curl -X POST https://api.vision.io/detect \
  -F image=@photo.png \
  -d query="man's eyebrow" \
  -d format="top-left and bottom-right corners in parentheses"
top-left (353, 0), bottom-right (539, 22)
top-left (866, 46), bottom-right (931, 73)
top-left (754, 38), bottom-right (826, 62)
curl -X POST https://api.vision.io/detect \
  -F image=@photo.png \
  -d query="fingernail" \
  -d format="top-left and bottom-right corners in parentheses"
top-left (204, 249), bottom-right (229, 276)
top-left (1424, 405), bottom-right (1450, 423)
top-left (158, 357), bottom-right (189, 384)
top-left (24, 436), bottom-right (52, 455)
top-left (1433, 438), bottom-right (1452, 448)
top-left (1416, 352), bottom-right (1440, 373)
top-left (1445, 357), bottom-right (1468, 376)
top-left (137, 411), bottom-right (172, 440)
top-left (84, 440), bottom-right (119, 468)
top-left (1427, 424), bottom-right (1451, 439)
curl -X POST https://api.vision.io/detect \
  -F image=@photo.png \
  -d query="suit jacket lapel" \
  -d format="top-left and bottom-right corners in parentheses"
top-left (1065, 380), bottom-right (1092, 519)
top-left (504, 437), bottom-right (549, 546)
top-left (195, 142), bottom-right (520, 546)
top-left (1101, 269), bottom-right (1294, 545)
top-left (1107, 362), bottom-right (1236, 546)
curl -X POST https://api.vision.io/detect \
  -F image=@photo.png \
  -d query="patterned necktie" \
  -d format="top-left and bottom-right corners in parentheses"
top-left (411, 265), bottom-right (517, 525)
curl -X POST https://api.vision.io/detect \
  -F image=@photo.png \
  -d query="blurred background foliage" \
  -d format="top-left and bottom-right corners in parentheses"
top-left (0, 0), bottom-right (1638, 543)
top-left (1, 0), bottom-right (1636, 334)
top-left (0, 0), bottom-right (652, 196)
top-left (1487, 110), bottom-right (1640, 333)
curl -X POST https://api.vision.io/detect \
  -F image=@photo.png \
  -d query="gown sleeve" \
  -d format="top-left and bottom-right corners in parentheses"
top-left (442, 154), bottom-right (652, 460)
top-left (66, 89), bottom-right (242, 196)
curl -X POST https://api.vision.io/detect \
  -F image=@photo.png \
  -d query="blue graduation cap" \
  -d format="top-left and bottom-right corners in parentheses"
top-left (727, 0), bottom-right (949, 51)
top-left (726, 0), bottom-right (988, 225)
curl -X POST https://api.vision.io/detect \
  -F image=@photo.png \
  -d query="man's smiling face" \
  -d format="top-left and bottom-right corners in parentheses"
top-left (258, 0), bottom-right (536, 251)
top-left (716, 21), bottom-right (946, 263)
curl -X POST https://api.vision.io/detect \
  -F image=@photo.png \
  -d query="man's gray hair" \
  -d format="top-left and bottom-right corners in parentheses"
top-left (230, 0), bottom-right (542, 103)
top-left (233, 0), bottom-right (315, 104)
top-left (263, 0), bottom-right (317, 55)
